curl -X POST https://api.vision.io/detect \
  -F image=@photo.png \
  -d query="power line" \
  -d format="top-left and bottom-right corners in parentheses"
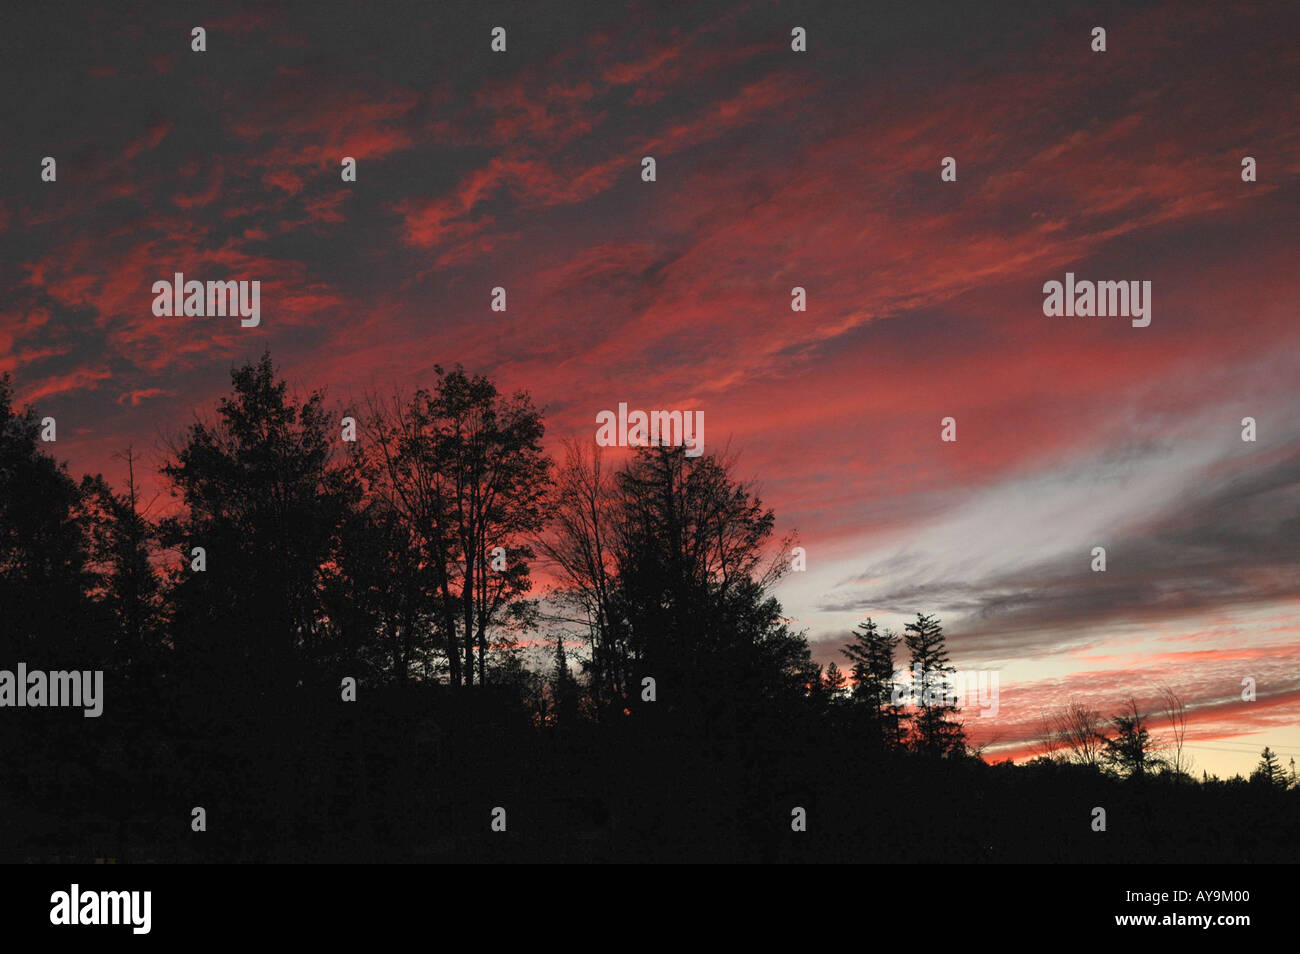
top-left (1181, 743), bottom-right (1300, 756)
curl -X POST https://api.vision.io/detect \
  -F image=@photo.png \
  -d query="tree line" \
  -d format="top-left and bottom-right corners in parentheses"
top-left (2, 352), bottom-right (965, 744)
top-left (1, 352), bottom-right (1295, 861)
top-left (4, 352), bottom-right (1296, 782)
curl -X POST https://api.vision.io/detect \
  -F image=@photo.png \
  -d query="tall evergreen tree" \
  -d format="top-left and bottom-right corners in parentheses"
top-left (1252, 747), bottom-right (1287, 788)
top-left (550, 633), bottom-right (581, 725)
top-left (823, 660), bottom-right (847, 696)
top-left (902, 613), bottom-right (965, 756)
top-left (841, 618), bottom-right (903, 745)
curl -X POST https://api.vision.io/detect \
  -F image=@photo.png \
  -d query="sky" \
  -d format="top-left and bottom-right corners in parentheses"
top-left (2, 0), bottom-right (1298, 776)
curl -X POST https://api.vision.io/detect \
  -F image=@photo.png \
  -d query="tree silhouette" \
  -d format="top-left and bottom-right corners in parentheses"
top-left (328, 487), bottom-right (440, 683)
top-left (1053, 700), bottom-right (1107, 768)
top-left (1158, 684), bottom-right (1191, 779)
top-left (362, 366), bottom-right (550, 688)
top-left (610, 444), bottom-right (811, 732)
top-left (1252, 747), bottom-right (1287, 788)
top-left (823, 660), bottom-right (847, 696)
top-left (841, 617), bottom-right (903, 746)
top-left (80, 448), bottom-right (165, 676)
top-left (1102, 698), bottom-right (1159, 778)
top-left (0, 374), bottom-right (95, 665)
top-left (902, 613), bottom-right (965, 756)
top-left (550, 633), bottom-right (581, 726)
top-left (537, 440), bottom-right (627, 715)
top-left (160, 352), bottom-right (356, 695)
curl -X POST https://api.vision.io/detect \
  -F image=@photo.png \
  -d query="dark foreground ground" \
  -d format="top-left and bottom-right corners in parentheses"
top-left (2, 682), bottom-right (1295, 863)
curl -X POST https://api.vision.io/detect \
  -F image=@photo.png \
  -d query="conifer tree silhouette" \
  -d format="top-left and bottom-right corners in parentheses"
top-left (902, 613), bottom-right (965, 756)
top-left (160, 352), bottom-right (355, 697)
top-left (1102, 698), bottom-right (1159, 777)
top-left (842, 618), bottom-right (903, 746)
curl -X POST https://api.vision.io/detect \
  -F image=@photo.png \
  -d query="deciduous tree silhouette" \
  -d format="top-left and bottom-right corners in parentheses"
top-left (1054, 699), bottom-right (1107, 768)
top-left (1158, 684), bottom-right (1192, 780)
top-left (536, 440), bottom-right (627, 715)
top-left (363, 366), bottom-right (550, 688)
